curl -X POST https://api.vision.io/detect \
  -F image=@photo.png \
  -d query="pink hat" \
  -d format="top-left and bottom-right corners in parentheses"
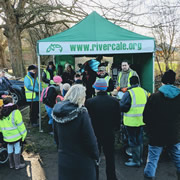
top-left (53, 76), bottom-right (62, 83)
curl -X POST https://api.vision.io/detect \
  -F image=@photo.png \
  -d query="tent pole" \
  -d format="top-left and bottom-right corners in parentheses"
top-left (153, 52), bottom-right (155, 93)
top-left (38, 55), bottom-right (42, 132)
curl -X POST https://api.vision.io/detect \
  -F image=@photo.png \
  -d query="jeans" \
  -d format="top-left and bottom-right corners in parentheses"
top-left (7, 141), bottom-right (21, 154)
top-left (144, 143), bottom-right (180, 178)
top-left (126, 126), bottom-right (143, 147)
top-left (45, 105), bottom-right (53, 125)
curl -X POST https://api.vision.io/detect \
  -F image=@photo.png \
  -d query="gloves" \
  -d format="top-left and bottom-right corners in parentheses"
top-left (121, 88), bottom-right (127, 93)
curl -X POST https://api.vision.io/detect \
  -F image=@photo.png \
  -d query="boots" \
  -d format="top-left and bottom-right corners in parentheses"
top-left (177, 171), bottom-right (180, 180)
top-left (125, 146), bottom-right (141, 167)
top-left (14, 153), bottom-right (26, 170)
top-left (8, 153), bottom-right (14, 169)
top-left (140, 144), bottom-right (144, 164)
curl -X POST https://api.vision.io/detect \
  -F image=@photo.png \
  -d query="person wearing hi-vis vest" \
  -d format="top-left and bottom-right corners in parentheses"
top-left (116, 61), bottom-right (139, 93)
top-left (96, 64), bottom-right (114, 95)
top-left (24, 65), bottom-right (42, 127)
top-left (0, 96), bottom-right (27, 169)
top-left (120, 76), bottom-right (147, 167)
top-left (42, 61), bottom-right (57, 88)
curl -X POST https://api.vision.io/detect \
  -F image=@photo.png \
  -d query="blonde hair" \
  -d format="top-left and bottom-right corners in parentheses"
top-left (64, 84), bottom-right (86, 107)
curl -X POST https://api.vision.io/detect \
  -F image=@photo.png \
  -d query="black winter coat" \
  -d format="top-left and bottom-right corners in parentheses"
top-left (45, 85), bottom-right (60, 108)
top-left (52, 101), bottom-right (99, 180)
top-left (143, 85), bottom-right (180, 146)
top-left (85, 91), bottom-right (121, 143)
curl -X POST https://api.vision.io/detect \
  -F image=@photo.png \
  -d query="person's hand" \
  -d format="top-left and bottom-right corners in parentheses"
top-left (121, 87), bottom-right (127, 93)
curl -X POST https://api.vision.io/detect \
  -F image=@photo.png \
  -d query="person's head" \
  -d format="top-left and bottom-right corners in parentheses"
top-left (47, 61), bottom-right (55, 70)
top-left (93, 78), bottom-right (107, 93)
top-left (130, 76), bottom-right (139, 86)
top-left (63, 83), bottom-right (71, 91)
top-left (98, 65), bottom-right (106, 77)
top-left (0, 70), bottom-right (5, 77)
top-left (161, 69), bottom-right (176, 85)
top-left (53, 76), bottom-right (62, 85)
top-left (75, 74), bottom-right (81, 80)
top-left (121, 61), bottom-right (130, 72)
top-left (64, 84), bottom-right (86, 107)
top-left (28, 65), bottom-right (38, 74)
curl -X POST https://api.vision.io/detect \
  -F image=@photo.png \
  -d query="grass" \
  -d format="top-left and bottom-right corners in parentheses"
top-left (21, 104), bottom-right (57, 154)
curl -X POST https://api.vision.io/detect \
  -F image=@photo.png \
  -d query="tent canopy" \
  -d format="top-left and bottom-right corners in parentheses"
top-left (37, 11), bottom-right (154, 55)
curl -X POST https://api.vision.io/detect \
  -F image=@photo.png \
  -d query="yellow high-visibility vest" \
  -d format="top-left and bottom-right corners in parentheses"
top-left (0, 110), bottom-right (27, 142)
top-left (42, 69), bottom-right (57, 88)
top-left (24, 75), bottom-right (39, 100)
top-left (123, 87), bottom-right (147, 127)
top-left (118, 70), bottom-right (133, 87)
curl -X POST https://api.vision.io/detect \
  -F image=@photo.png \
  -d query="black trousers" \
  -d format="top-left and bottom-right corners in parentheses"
top-left (29, 101), bottom-right (39, 124)
top-left (98, 138), bottom-right (117, 180)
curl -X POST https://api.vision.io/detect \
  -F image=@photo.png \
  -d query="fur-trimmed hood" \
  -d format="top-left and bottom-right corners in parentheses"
top-left (52, 100), bottom-right (87, 123)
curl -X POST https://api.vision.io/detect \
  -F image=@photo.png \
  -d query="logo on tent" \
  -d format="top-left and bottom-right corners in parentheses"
top-left (46, 44), bottom-right (63, 53)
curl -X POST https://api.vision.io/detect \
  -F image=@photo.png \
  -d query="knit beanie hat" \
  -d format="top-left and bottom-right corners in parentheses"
top-left (53, 76), bottom-right (62, 84)
top-left (161, 70), bottom-right (176, 84)
top-left (28, 64), bottom-right (37, 71)
top-left (93, 78), bottom-right (107, 91)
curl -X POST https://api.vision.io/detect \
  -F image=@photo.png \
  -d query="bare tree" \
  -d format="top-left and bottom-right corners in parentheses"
top-left (0, 29), bottom-right (7, 68)
top-left (0, 0), bottom-right (87, 77)
top-left (147, 0), bottom-right (180, 71)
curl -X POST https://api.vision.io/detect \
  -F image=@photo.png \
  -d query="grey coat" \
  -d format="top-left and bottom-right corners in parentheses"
top-left (52, 100), bottom-right (99, 180)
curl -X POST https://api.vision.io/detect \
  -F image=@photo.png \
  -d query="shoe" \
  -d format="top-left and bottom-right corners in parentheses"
top-left (8, 153), bottom-right (14, 169)
top-left (14, 154), bottom-right (26, 170)
top-left (125, 161), bottom-right (141, 167)
top-left (49, 132), bottom-right (54, 135)
top-left (144, 174), bottom-right (155, 179)
top-left (128, 158), bottom-right (143, 164)
top-left (32, 123), bottom-right (39, 127)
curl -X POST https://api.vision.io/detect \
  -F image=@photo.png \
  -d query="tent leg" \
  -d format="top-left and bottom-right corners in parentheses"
top-left (37, 55), bottom-right (43, 132)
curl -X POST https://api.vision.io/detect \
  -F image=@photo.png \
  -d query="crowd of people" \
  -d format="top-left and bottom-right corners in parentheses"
top-left (0, 60), bottom-right (180, 180)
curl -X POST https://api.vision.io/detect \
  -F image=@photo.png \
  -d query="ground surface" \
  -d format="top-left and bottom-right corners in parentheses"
top-left (0, 150), bottom-right (177, 180)
top-left (0, 106), bottom-right (178, 180)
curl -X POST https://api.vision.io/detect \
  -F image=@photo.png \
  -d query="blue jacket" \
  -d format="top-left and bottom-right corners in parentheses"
top-left (24, 72), bottom-right (42, 102)
top-left (120, 85), bottom-right (139, 112)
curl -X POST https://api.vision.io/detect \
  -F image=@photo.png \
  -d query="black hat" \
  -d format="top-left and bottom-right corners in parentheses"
top-left (130, 76), bottom-right (139, 85)
top-left (28, 65), bottom-right (37, 71)
top-left (48, 61), bottom-right (54, 66)
top-left (161, 70), bottom-right (176, 84)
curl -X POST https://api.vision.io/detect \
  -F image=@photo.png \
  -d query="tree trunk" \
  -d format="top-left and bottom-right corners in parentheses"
top-left (6, 26), bottom-right (26, 78)
top-left (164, 58), bottom-right (169, 71)
top-left (0, 46), bottom-right (6, 68)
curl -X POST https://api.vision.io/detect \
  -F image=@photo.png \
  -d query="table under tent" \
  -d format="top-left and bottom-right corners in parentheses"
top-left (37, 11), bottom-right (155, 131)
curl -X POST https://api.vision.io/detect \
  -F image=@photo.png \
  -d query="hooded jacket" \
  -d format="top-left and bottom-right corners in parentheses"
top-left (143, 84), bottom-right (180, 146)
top-left (52, 100), bottom-right (99, 180)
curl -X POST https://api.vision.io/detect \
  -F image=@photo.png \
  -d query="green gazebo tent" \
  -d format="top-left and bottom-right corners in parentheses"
top-left (37, 11), bottom-right (155, 131)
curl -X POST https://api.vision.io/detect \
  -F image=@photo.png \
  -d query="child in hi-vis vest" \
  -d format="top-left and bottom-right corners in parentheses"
top-left (0, 96), bottom-right (27, 169)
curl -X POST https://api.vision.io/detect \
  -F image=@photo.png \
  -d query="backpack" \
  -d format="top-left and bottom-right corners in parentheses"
top-left (56, 95), bottom-right (64, 104)
top-left (40, 87), bottom-right (50, 104)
